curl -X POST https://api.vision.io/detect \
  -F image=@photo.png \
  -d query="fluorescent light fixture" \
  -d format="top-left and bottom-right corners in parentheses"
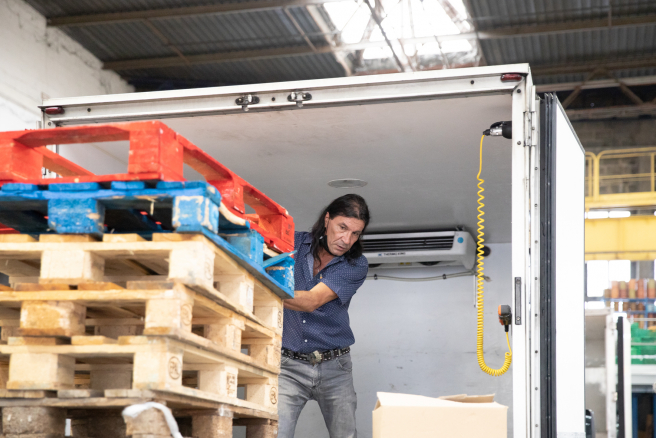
top-left (587, 210), bottom-right (609, 219)
top-left (608, 211), bottom-right (631, 218)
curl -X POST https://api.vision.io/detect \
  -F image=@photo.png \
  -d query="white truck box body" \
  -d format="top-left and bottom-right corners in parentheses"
top-left (41, 64), bottom-right (586, 438)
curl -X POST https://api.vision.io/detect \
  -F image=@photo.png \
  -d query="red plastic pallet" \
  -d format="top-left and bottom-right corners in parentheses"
top-left (0, 121), bottom-right (294, 253)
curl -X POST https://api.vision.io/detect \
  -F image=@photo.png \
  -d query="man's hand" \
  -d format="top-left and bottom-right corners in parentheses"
top-left (284, 282), bottom-right (338, 313)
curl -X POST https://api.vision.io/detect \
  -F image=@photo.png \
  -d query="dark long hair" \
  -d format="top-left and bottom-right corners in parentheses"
top-left (310, 194), bottom-right (370, 264)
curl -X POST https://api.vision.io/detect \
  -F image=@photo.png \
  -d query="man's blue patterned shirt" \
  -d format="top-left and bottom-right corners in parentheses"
top-left (282, 231), bottom-right (368, 353)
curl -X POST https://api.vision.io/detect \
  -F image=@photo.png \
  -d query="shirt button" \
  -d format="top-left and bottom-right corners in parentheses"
top-left (303, 320), bottom-right (306, 323)
top-left (304, 340), bottom-right (307, 342)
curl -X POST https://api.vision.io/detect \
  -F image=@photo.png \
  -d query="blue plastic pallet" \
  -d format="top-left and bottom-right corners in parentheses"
top-left (0, 181), bottom-right (294, 299)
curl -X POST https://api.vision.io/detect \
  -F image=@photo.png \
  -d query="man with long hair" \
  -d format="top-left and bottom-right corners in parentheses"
top-left (278, 194), bottom-right (370, 438)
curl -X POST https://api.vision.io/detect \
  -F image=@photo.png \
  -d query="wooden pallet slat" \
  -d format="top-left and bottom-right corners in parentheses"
top-left (0, 233), bottom-right (287, 322)
top-left (0, 284), bottom-right (281, 370)
top-left (0, 335), bottom-right (279, 415)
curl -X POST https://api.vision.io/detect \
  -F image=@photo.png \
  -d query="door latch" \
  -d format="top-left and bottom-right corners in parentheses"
top-left (235, 94), bottom-right (260, 111)
top-left (288, 91), bottom-right (312, 108)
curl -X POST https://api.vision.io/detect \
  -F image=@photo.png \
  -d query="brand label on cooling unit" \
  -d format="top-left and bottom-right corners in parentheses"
top-left (377, 252), bottom-right (406, 257)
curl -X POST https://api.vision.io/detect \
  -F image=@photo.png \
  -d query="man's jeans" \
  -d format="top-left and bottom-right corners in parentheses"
top-left (277, 352), bottom-right (357, 438)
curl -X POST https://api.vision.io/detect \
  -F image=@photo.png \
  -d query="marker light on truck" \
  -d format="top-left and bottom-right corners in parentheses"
top-left (43, 107), bottom-right (65, 115)
top-left (500, 74), bottom-right (523, 82)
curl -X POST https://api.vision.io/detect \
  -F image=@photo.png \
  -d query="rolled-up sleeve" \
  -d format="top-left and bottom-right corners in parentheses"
top-left (321, 256), bottom-right (368, 305)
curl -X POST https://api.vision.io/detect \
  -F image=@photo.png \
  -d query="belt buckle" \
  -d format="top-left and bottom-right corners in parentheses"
top-left (308, 350), bottom-right (322, 365)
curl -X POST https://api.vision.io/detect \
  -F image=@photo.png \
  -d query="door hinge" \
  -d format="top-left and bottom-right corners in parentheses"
top-left (524, 110), bottom-right (537, 147)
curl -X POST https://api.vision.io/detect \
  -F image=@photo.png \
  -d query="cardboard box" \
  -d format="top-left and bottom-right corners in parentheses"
top-left (373, 392), bottom-right (507, 438)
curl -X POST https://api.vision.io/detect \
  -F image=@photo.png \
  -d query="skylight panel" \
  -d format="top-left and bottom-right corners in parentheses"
top-left (323, 0), bottom-right (479, 70)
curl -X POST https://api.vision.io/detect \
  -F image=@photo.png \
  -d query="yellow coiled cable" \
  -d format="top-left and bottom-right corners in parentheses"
top-left (476, 134), bottom-right (512, 377)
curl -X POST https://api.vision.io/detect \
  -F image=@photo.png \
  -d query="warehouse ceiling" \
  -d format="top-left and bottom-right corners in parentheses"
top-left (22, 0), bottom-right (656, 120)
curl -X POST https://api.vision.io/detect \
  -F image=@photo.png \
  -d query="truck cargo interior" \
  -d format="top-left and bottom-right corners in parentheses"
top-left (55, 91), bottom-right (517, 437)
top-left (58, 93), bottom-right (514, 241)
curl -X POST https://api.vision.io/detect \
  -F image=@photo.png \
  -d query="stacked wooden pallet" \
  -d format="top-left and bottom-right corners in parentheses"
top-left (0, 122), bottom-right (294, 438)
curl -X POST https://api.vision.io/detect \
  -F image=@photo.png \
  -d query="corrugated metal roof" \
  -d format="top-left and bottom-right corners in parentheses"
top-left (23, 0), bottom-right (343, 87)
top-left (152, 8), bottom-right (325, 55)
top-left (467, 0), bottom-right (656, 87)
top-left (469, 0), bottom-right (654, 29)
top-left (481, 25), bottom-right (656, 65)
top-left (21, 0), bottom-right (656, 88)
top-left (61, 8), bottom-right (326, 62)
top-left (24, 0), bottom-right (255, 17)
top-left (66, 22), bottom-right (174, 60)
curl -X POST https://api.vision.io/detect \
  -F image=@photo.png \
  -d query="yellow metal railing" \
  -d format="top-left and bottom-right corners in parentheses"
top-left (585, 147), bottom-right (656, 210)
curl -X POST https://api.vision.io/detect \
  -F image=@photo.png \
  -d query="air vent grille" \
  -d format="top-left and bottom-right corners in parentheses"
top-left (362, 235), bottom-right (454, 252)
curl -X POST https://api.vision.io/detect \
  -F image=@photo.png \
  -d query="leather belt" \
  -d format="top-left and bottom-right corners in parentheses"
top-left (281, 347), bottom-right (350, 365)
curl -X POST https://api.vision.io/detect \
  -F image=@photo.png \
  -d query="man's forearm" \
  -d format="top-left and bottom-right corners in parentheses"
top-left (284, 283), bottom-right (338, 313)
top-left (283, 290), bottom-right (317, 312)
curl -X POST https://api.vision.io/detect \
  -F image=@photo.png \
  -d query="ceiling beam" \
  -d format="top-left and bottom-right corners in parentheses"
top-left (566, 104), bottom-right (656, 121)
top-left (536, 75), bottom-right (656, 92)
top-left (363, 0), bottom-right (408, 72)
top-left (105, 42), bottom-right (656, 74)
top-left (103, 34), bottom-right (477, 71)
top-left (475, 14), bottom-right (656, 39)
top-left (47, 0), bottom-right (346, 27)
top-left (283, 8), bottom-right (318, 53)
top-left (531, 56), bottom-right (656, 77)
top-left (104, 46), bottom-right (334, 70)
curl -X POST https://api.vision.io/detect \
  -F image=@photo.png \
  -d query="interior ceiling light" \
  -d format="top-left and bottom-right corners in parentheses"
top-left (328, 178), bottom-right (368, 189)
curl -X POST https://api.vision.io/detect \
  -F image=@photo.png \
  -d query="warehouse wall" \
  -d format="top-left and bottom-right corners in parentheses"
top-left (0, 0), bottom-right (132, 131)
top-left (572, 118), bottom-right (656, 154)
top-left (293, 243), bottom-right (513, 438)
